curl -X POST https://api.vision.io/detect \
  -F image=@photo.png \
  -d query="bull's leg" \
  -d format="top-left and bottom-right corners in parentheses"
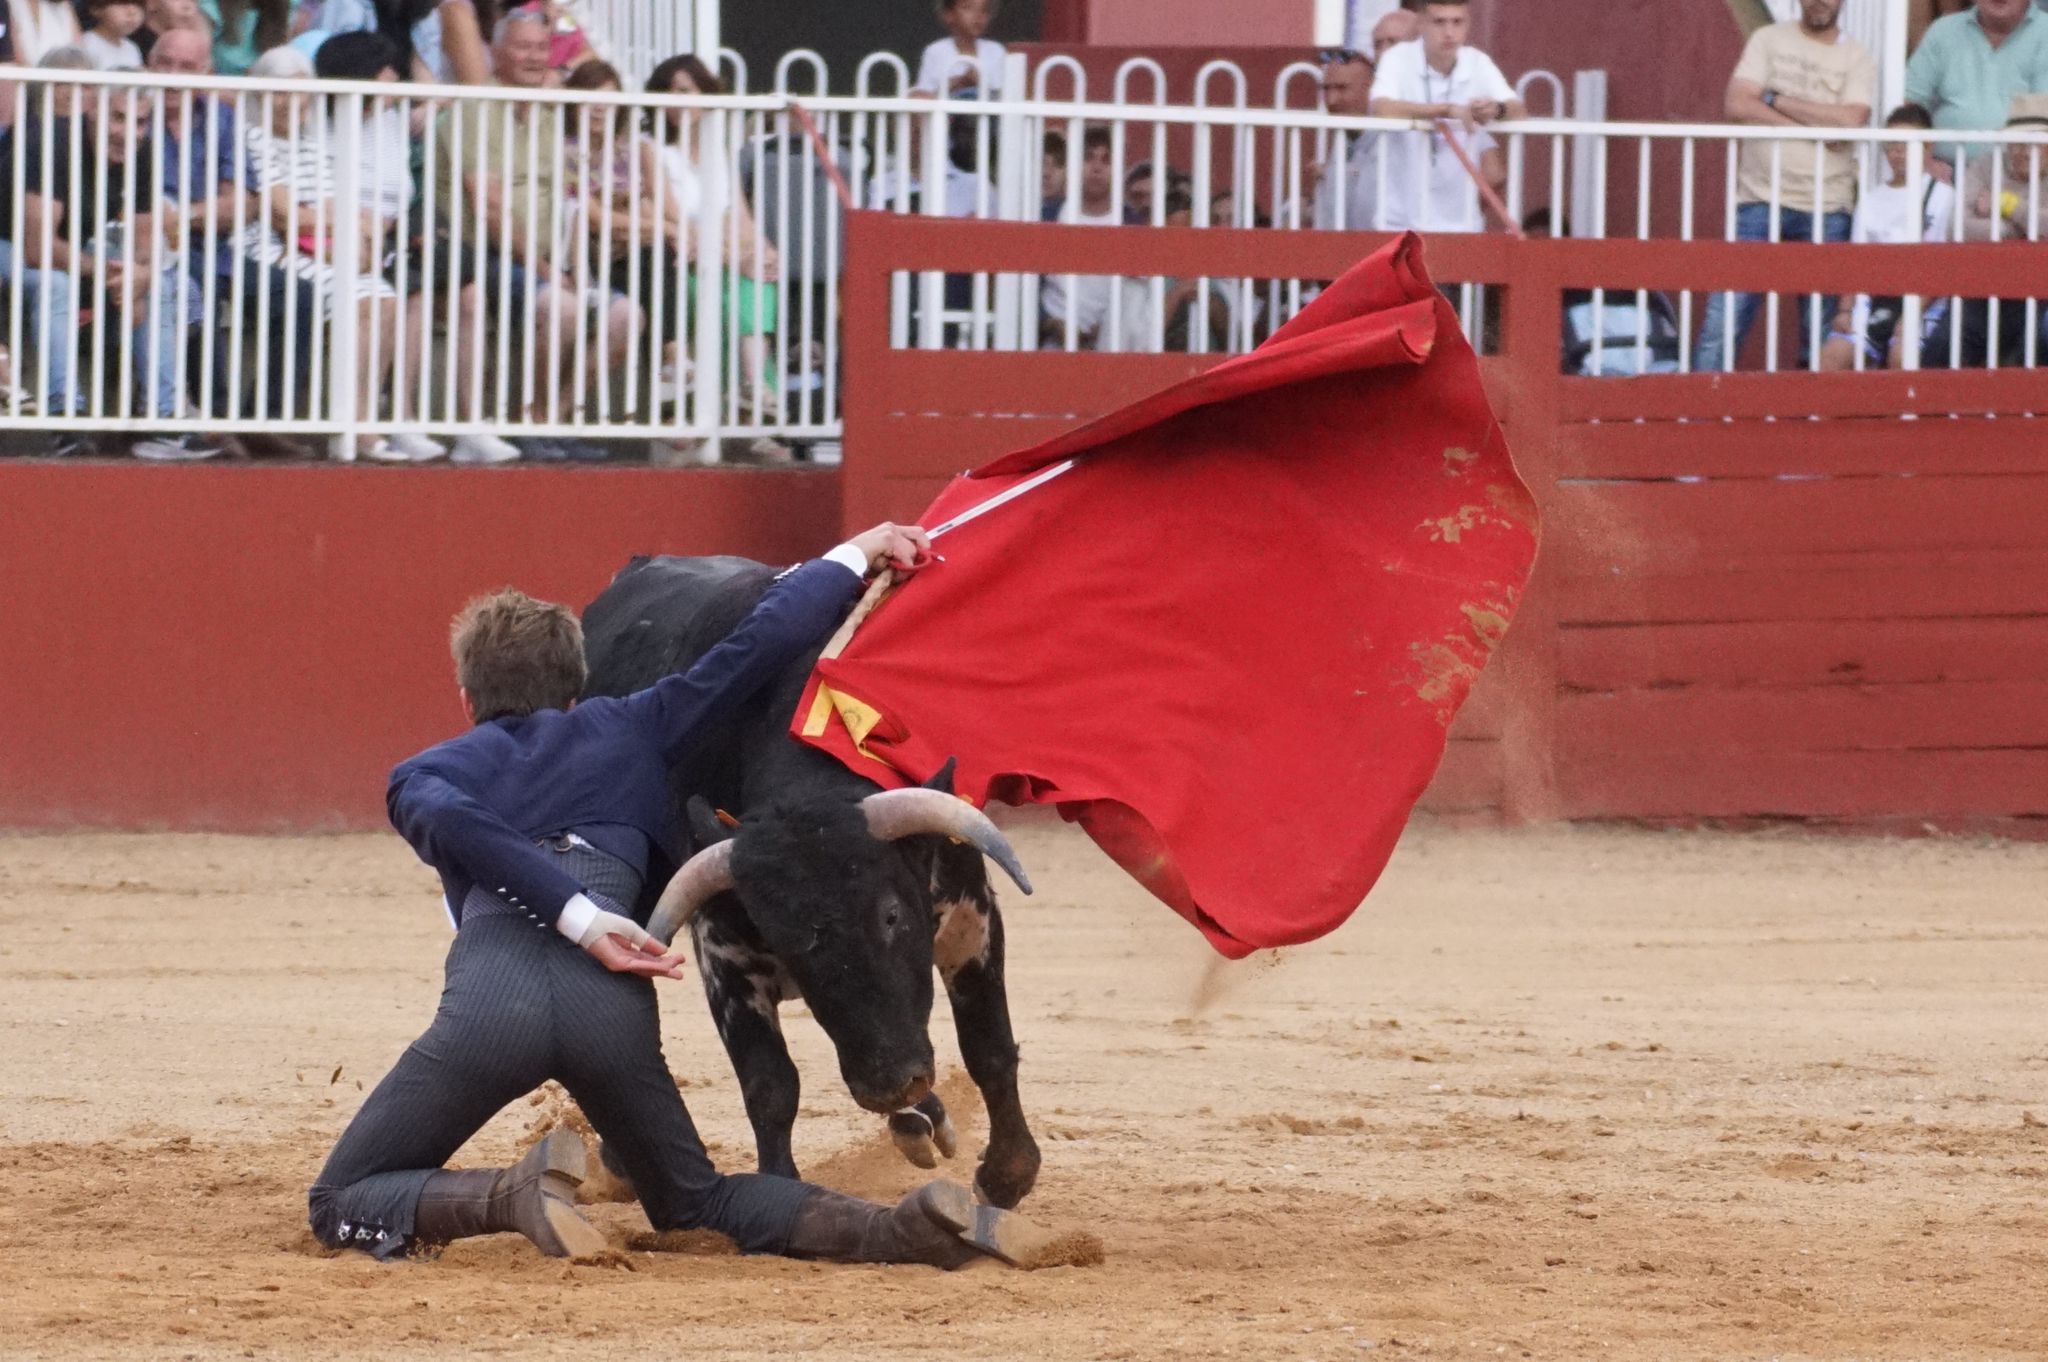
top-left (694, 911), bottom-right (803, 1181)
top-left (934, 866), bottom-right (1040, 1209)
top-left (887, 1090), bottom-right (959, 1169)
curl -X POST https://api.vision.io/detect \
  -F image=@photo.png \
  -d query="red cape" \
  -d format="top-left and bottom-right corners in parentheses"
top-left (796, 234), bottom-right (1539, 956)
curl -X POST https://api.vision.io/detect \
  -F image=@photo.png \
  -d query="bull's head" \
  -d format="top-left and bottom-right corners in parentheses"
top-left (649, 766), bottom-right (1032, 1115)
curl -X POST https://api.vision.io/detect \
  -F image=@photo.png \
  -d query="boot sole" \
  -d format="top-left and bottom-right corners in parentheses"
top-left (916, 1179), bottom-right (1062, 1269)
top-left (521, 1131), bottom-right (610, 1259)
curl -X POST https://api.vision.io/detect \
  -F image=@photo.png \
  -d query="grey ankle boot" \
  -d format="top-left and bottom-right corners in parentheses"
top-left (411, 1130), bottom-right (608, 1259)
top-left (785, 1179), bottom-right (1057, 1269)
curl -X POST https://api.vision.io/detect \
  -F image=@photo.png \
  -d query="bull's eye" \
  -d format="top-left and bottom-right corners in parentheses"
top-left (885, 908), bottom-right (900, 931)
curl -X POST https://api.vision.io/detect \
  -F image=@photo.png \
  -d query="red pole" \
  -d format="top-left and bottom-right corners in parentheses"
top-left (1434, 119), bottom-right (1525, 239)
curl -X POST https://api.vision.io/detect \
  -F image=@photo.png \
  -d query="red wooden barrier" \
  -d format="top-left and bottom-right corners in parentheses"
top-left (841, 214), bottom-right (2048, 833)
top-left (0, 465), bottom-right (839, 830)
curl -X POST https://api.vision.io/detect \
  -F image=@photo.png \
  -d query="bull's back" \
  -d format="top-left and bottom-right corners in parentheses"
top-left (581, 555), bottom-right (780, 698)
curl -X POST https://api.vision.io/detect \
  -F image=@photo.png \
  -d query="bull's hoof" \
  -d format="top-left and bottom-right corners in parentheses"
top-left (889, 1094), bottom-right (960, 1170)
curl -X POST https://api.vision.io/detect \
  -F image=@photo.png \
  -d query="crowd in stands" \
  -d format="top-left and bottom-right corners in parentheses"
top-left (0, 0), bottom-right (2042, 460)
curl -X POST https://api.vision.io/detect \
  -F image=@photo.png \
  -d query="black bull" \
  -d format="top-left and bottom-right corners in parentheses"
top-left (580, 554), bottom-right (1042, 1210)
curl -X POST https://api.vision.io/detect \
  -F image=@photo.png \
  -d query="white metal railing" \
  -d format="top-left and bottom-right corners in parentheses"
top-left (0, 63), bottom-right (2041, 464)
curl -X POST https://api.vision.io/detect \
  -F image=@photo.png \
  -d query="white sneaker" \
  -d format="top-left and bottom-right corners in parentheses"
top-left (132, 433), bottom-right (226, 461)
top-left (361, 437), bottom-right (410, 464)
top-left (385, 432), bottom-right (449, 462)
top-left (449, 433), bottom-right (522, 464)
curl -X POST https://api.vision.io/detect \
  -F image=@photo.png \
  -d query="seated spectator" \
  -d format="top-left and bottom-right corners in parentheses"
top-left (1820, 103), bottom-right (1957, 372)
top-left (1523, 209), bottom-right (1683, 376)
top-left (434, 9), bottom-right (631, 458)
top-left (510, 0), bottom-right (589, 84)
top-left (913, 0), bottom-right (1003, 99)
top-left (1040, 129), bottom-right (1065, 218)
top-left (81, 0), bottom-right (146, 68)
top-left (1104, 181), bottom-right (1244, 354)
top-left (644, 53), bottom-right (786, 452)
top-left (1311, 47), bottom-right (1384, 231)
top-left (1368, 0), bottom-right (1522, 232)
top-left (862, 102), bottom-right (995, 217)
top-left (7, 0), bottom-right (84, 66)
top-left (234, 42), bottom-right (444, 460)
top-left (1039, 125), bottom-right (1118, 347)
top-left (200, 0), bottom-right (289, 74)
top-left (1904, 0), bottom-right (2048, 170)
top-left (133, 0), bottom-right (205, 61)
top-left (1693, 0), bottom-right (1873, 373)
top-left (1925, 94), bottom-right (2048, 367)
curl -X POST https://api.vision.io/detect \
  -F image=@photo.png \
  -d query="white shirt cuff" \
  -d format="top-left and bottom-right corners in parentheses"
top-left (824, 543), bottom-right (870, 578)
top-left (555, 892), bottom-right (601, 944)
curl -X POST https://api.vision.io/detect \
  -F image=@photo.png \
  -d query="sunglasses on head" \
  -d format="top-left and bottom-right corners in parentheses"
top-left (1317, 47), bottom-right (1368, 65)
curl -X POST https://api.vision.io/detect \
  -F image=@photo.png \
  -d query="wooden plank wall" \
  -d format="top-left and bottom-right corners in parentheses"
top-left (841, 215), bottom-right (2048, 832)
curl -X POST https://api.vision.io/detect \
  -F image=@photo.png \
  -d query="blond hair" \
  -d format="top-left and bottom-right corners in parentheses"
top-left (450, 588), bottom-right (587, 723)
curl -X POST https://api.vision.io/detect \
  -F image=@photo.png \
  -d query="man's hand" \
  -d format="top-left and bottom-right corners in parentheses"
top-left (846, 521), bottom-right (933, 572)
top-left (590, 932), bottom-right (688, 978)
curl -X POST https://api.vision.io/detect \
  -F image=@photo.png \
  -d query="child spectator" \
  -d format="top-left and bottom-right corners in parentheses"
top-left (1368, 0), bottom-right (1522, 232)
top-left (913, 0), bottom-right (1004, 99)
top-left (80, 0), bottom-right (146, 68)
top-left (1819, 104), bottom-right (1957, 371)
top-left (200, 0), bottom-right (290, 74)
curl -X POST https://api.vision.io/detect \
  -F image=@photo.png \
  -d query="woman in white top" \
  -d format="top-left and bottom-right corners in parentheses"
top-left (237, 43), bottom-right (443, 459)
top-left (1821, 105), bottom-right (1958, 372)
top-left (912, 0), bottom-right (1003, 97)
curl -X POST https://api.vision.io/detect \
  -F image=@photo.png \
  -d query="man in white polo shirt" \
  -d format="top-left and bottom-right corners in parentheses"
top-left (1368, 0), bottom-right (1522, 232)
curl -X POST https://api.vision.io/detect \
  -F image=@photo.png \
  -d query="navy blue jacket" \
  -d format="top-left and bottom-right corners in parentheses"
top-left (386, 558), bottom-right (862, 929)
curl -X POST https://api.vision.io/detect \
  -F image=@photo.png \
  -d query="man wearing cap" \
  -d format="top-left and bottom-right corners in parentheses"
top-left (1930, 94), bottom-right (2048, 366)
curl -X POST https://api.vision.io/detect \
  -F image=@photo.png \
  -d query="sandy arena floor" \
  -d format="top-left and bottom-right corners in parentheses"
top-left (1, 821), bottom-right (2044, 1361)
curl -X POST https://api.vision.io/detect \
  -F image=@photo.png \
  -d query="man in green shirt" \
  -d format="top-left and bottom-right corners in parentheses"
top-left (1904, 0), bottom-right (2048, 166)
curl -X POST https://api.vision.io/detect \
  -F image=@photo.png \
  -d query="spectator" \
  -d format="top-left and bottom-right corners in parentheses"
top-left (1039, 125), bottom-right (1118, 347)
top-left (1370, 6), bottom-right (1418, 60)
top-left (1041, 128), bottom-right (1065, 217)
top-left (1105, 180), bottom-right (1242, 353)
top-left (1123, 161), bottom-right (1154, 221)
top-left (1694, 0), bottom-right (1873, 373)
top-left (1524, 209), bottom-right (1683, 376)
top-left (7, 0), bottom-right (82, 67)
top-left (1928, 94), bottom-right (2048, 366)
top-left (913, 0), bottom-right (1003, 99)
top-left (133, 0), bottom-right (205, 62)
top-left (1311, 47), bottom-right (1384, 231)
top-left (0, 49), bottom-right (97, 439)
top-left (1904, 0), bottom-right (2048, 168)
top-left (645, 52), bottom-right (785, 448)
top-left (313, 0), bottom-right (446, 82)
top-left (435, 10), bottom-right (632, 458)
top-left (81, 0), bottom-right (146, 68)
top-left (1368, 0), bottom-right (1523, 232)
top-left (862, 101), bottom-right (995, 216)
top-left (1819, 103), bottom-right (1957, 372)
top-left (508, 0), bottom-right (588, 84)
top-left (200, 0), bottom-right (289, 74)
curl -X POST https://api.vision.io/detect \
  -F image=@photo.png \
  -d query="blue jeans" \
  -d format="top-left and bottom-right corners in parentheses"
top-left (0, 237), bottom-right (80, 412)
top-left (1694, 202), bottom-right (1853, 372)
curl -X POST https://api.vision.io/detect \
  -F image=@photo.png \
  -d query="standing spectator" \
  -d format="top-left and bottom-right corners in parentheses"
top-left (435, 9), bottom-right (622, 457)
top-left (913, 0), bottom-right (1003, 99)
top-left (81, 0), bottom-right (146, 68)
top-left (1311, 47), bottom-right (1384, 231)
top-left (1820, 103), bottom-right (1957, 372)
top-left (1039, 124), bottom-right (1118, 347)
top-left (200, 0), bottom-right (289, 74)
top-left (7, 0), bottom-right (82, 66)
top-left (1368, 0), bottom-right (1523, 232)
top-left (315, 0), bottom-right (445, 81)
top-left (1370, 6), bottom-right (1418, 60)
top-left (1693, 0), bottom-right (1874, 373)
top-left (1904, 0), bottom-right (2048, 168)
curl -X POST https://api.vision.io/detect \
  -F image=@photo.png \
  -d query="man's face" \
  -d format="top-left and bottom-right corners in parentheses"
top-left (82, 98), bottom-right (140, 164)
top-left (143, 0), bottom-right (198, 30)
top-left (2005, 135), bottom-right (2043, 184)
top-left (1976, 0), bottom-right (2031, 31)
top-left (1080, 142), bottom-right (1112, 199)
top-left (1041, 149), bottom-right (1065, 202)
top-left (1421, 3), bottom-right (1468, 63)
top-left (1798, 0), bottom-right (1842, 32)
top-left (1126, 172), bottom-right (1152, 216)
top-left (1372, 10), bottom-right (1419, 58)
top-left (147, 27), bottom-right (210, 76)
top-left (493, 18), bottom-right (550, 89)
top-left (1321, 55), bottom-right (1373, 116)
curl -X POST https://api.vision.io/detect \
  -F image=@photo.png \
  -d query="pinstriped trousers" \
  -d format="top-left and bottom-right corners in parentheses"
top-left (306, 915), bottom-right (811, 1259)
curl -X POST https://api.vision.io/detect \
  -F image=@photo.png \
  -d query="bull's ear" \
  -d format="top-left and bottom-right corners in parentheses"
top-left (685, 795), bottom-right (732, 851)
top-left (922, 757), bottom-right (958, 796)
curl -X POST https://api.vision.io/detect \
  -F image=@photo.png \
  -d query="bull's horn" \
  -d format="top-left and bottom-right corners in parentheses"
top-left (647, 839), bottom-right (736, 944)
top-left (861, 788), bottom-right (1034, 895)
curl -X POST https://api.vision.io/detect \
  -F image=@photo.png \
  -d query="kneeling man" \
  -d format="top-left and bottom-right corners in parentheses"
top-left (309, 522), bottom-right (1053, 1268)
